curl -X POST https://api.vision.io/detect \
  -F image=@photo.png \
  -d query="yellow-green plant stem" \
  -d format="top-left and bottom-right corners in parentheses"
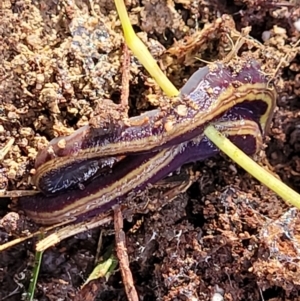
top-left (27, 235), bottom-right (44, 301)
top-left (114, 0), bottom-right (178, 97)
top-left (114, 0), bottom-right (300, 209)
top-left (204, 126), bottom-right (300, 208)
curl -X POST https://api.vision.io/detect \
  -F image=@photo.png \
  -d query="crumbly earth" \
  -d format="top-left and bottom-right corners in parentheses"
top-left (0, 0), bottom-right (300, 300)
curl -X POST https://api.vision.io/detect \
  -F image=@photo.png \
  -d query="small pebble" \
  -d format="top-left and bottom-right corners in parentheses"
top-left (294, 19), bottom-right (300, 32)
top-left (262, 30), bottom-right (271, 42)
top-left (212, 292), bottom-right (224, 301)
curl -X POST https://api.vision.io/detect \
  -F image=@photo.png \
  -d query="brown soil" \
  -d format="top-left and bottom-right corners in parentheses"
top-left (1, 0), bottom-right (300, 300)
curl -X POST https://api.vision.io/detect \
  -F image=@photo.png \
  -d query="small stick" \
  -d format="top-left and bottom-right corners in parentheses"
top-left (0, 190), bottom-right (39, 198)
top-left (0, 220), bottom-right (72, 252)
top-left (36, 215), bottom-right (112, 251)
top-left (120, 43), bottom-right (131, 109)
top-left (113, 205), bottom-right (139, 301)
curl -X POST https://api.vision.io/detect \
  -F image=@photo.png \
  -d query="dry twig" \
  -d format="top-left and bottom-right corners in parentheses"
top-left (120, 43), bottom-right (131, 109)
top-left (113, 205), bottom-right (139, 301)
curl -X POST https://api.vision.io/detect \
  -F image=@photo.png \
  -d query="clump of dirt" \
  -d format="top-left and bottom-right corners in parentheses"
top-left (0, 0), bottom-right (300, 300)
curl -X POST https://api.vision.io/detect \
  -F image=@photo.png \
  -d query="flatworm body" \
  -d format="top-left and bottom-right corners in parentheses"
top-left (20, 60), bottom-right (276, 224)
